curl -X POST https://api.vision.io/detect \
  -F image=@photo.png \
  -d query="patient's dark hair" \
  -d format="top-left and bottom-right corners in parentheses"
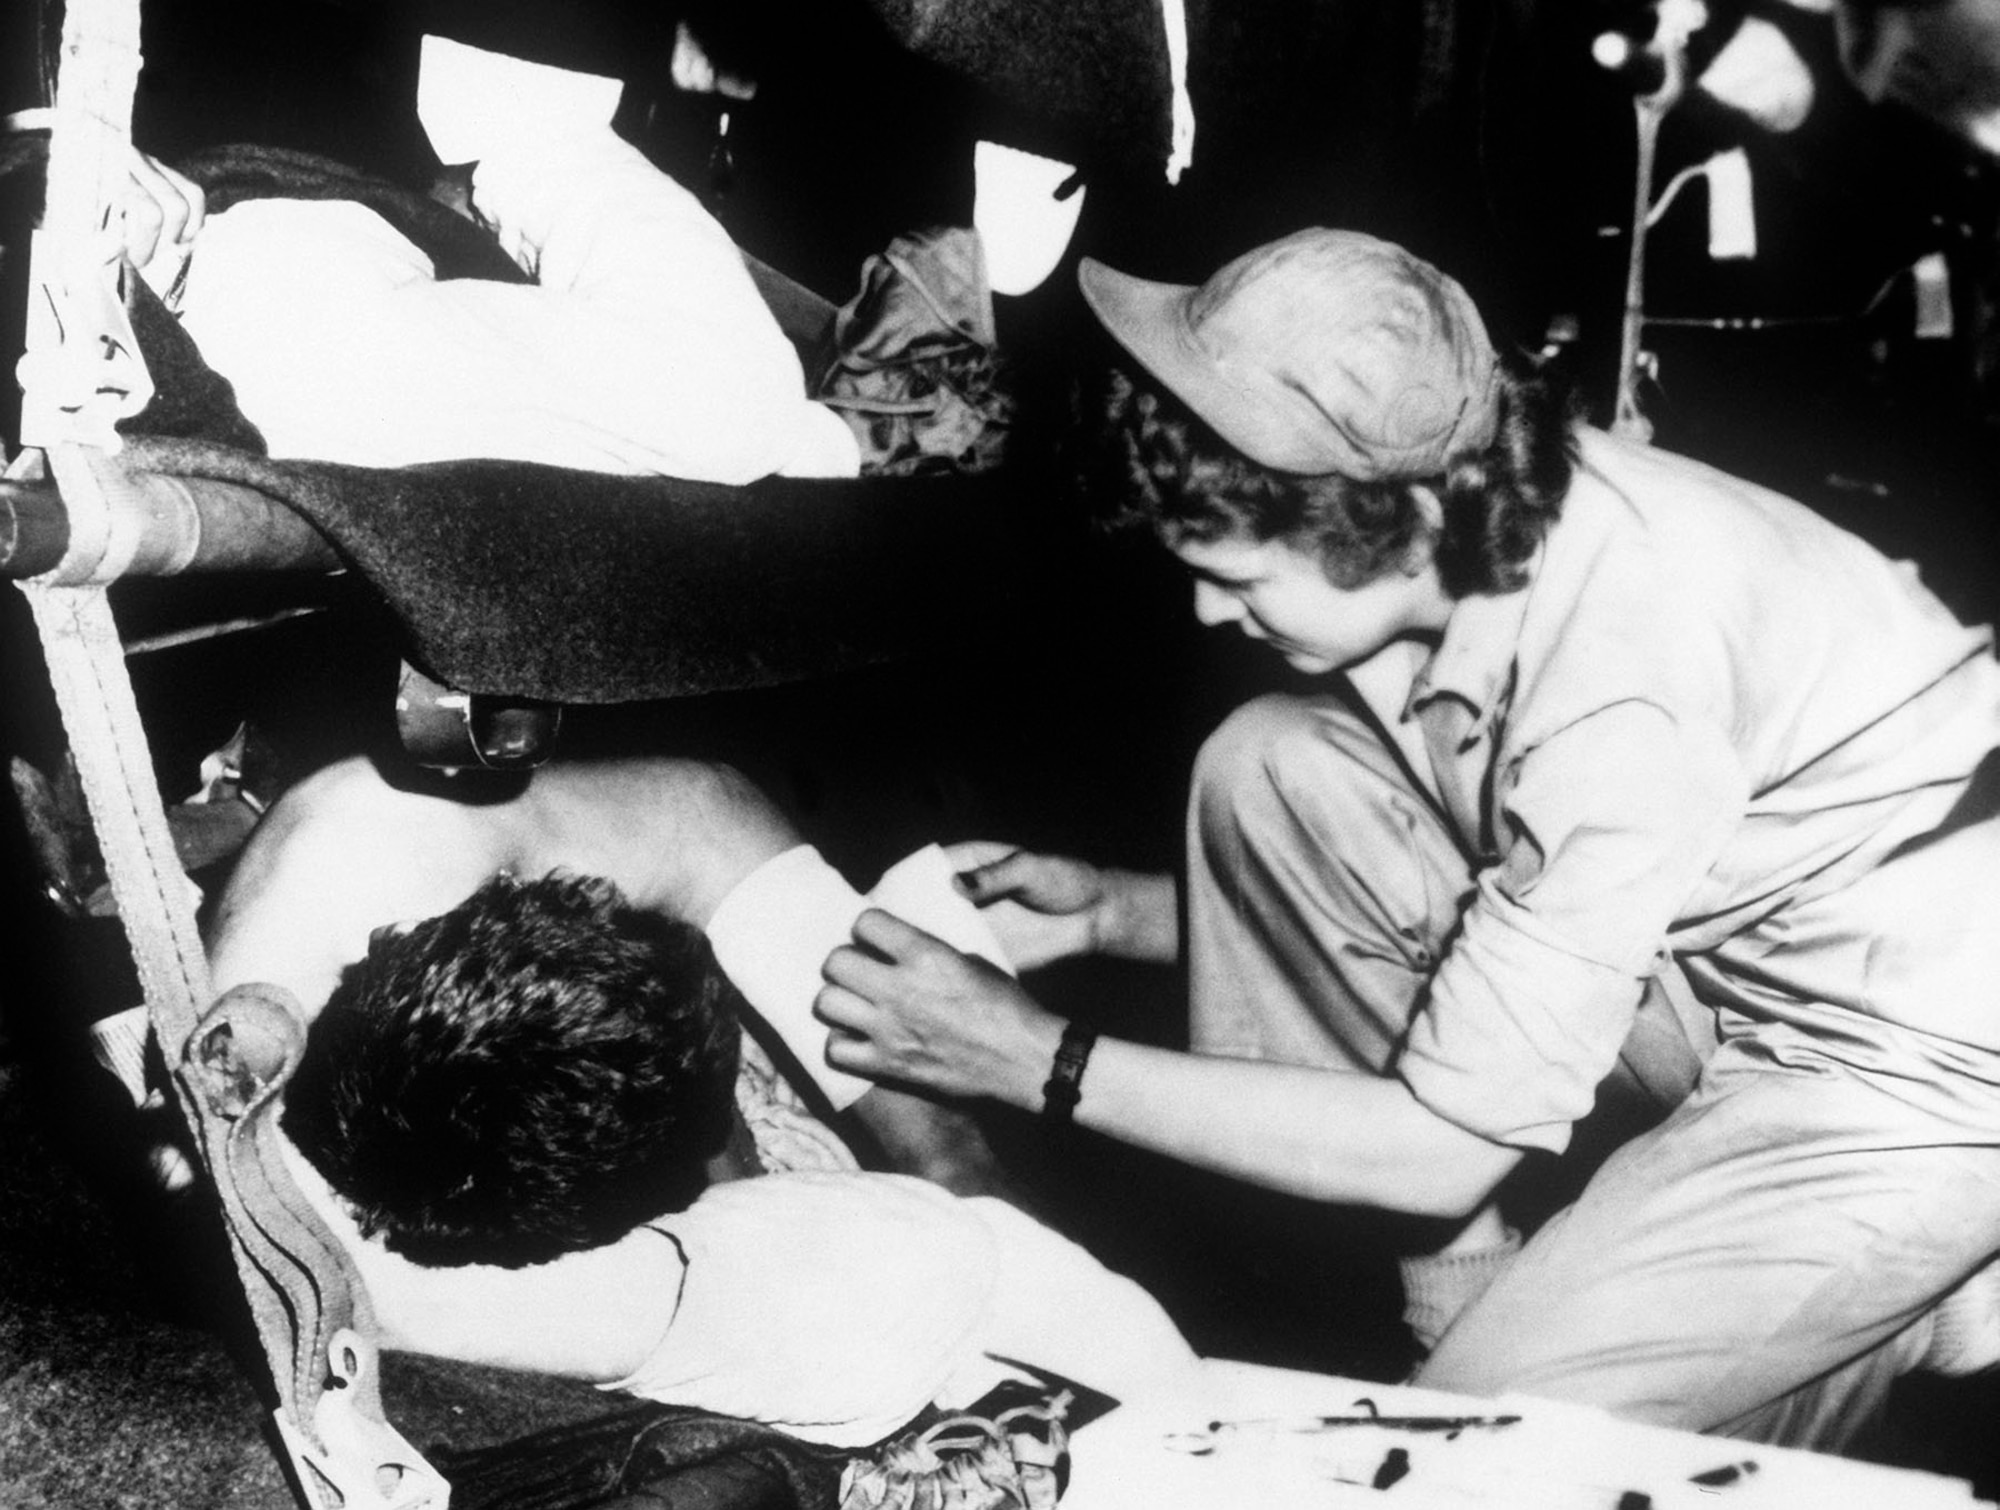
top-left (282, 873), bottom-right (742, 1269)
top-left (1098, 359), bottom-right (1580, 596)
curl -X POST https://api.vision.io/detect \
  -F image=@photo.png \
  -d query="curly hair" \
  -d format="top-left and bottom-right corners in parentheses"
top-left (1097, 359), bottom-right (1580, 596)
top-left (281, 873), bottom-right (743, 1269)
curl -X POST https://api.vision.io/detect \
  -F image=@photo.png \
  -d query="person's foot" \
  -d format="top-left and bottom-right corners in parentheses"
top-left (1918, 1255), bottom-right (2000, 1377)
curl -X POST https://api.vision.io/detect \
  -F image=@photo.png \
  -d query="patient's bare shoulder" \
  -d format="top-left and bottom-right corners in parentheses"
top-left (205, 756), bottom-right (524, 1009)
top-left (519, 756), bottom-right (800, 924)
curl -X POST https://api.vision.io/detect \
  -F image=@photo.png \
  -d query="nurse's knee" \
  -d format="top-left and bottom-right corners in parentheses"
top-left (1192, 692), bottom-right (1387, 841)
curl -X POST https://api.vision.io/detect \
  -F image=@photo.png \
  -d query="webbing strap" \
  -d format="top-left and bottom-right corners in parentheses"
top-left (10, 555), bottom-right (448, 1510)
top-left (21, 0), bottom-right (201, 1053)
top-left (20, 0), bottom-right (446, 1501)
top-left (15, 471), bottom-right (449, 1510)
top-left (15, 570), bottom-right (210, 1041)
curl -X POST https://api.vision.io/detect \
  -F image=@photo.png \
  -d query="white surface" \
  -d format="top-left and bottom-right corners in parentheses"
top-left (1066, 1360), bottom-right (1989, 1509)
top-left (172, 33), bottom-right (856, 482)
top-left (417, 34), bottom-right (622, 166)
top-left (974, 140), bottom-right (1084, 296)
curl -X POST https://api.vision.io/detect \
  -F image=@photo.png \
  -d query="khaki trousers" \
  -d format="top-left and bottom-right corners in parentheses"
top-left (1185, 691), bottom-right (2000, 1447)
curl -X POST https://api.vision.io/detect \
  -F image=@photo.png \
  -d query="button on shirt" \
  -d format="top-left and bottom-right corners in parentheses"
top-left (1345, 428), bottom-right (2000, 1153)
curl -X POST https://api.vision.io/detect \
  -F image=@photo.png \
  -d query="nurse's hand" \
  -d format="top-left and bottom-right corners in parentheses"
top-left (817, 909), bottom-right (1066, 1108)
top-left (944, 840), bottom-right (1107, 970)
top-left (949, 840), bottom-right (1181, 967)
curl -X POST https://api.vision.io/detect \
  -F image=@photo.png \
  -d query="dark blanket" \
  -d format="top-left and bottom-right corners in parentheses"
top-left (381, 1354), bottom-right (843, 1510)
top-left (121, 433), bottom-right (1031, 703)
top-left (118, 147), bottom-right (1049, 704)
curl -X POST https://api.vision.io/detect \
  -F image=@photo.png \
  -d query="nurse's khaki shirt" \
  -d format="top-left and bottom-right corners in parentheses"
top-left (1346, 428), bottom-right (2000, 1152)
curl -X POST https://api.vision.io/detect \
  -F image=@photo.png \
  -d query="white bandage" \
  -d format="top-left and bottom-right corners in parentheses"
top-left (868, 844), bottom-right (1013, 974)
top-left (705, 844), bottom-right (1013, 1111)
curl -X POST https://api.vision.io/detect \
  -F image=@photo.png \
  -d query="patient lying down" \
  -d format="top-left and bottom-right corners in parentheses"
top-left (114, 35), bottom-right (861, 483)
top-left (205, 754), bottom-right (1195, 1446)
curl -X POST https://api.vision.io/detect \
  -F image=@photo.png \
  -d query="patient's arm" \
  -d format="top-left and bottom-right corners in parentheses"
top-left (704, 841), bottom-right (1024, 1200)
top-left (840, 1084), bottom-right (1017, 1201)
top-left (279, 1134), bottom-right (677, 1380)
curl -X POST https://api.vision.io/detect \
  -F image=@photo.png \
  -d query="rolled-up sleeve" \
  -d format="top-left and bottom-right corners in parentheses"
top-left (1399, 699), bottom-right (1746, 1151)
